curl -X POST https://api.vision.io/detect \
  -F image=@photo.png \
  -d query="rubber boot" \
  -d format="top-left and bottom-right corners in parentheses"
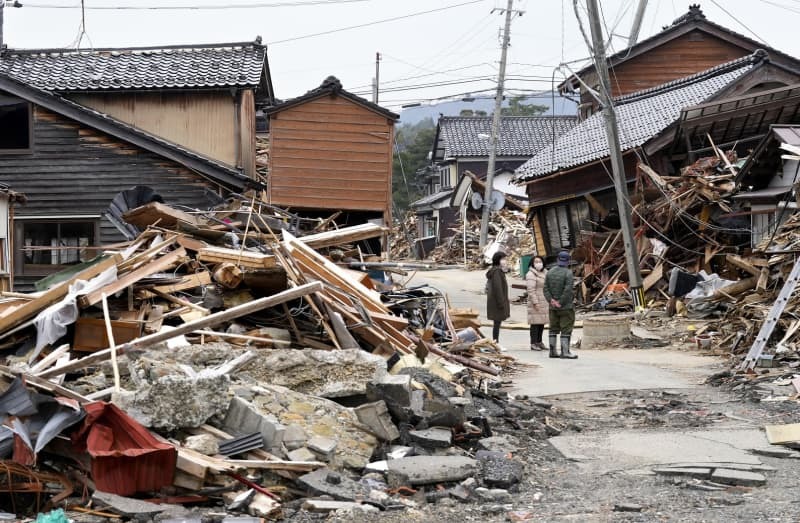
top-left (548, 333), bottom-right (560, 358)
top-left (560, 336), bottom-right (578, 359)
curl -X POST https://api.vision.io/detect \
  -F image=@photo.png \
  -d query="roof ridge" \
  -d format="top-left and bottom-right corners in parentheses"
top-left (440, 115), bottom-right (578, 120)
top-left (1, 39), bottom-right (264, 56)
top-left (613, 51), bottom-right (765, 104)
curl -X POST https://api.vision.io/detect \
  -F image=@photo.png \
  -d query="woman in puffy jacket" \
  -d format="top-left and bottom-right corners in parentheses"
top-left (526, 256), bottom-right (548, 351)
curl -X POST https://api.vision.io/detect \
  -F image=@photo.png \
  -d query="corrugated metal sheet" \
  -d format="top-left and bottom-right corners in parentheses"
top-left (72, 402), bottom-right (177, 496)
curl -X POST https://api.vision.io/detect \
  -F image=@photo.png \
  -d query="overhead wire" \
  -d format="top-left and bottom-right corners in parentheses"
top-left (707, 0), bottom-right (770, 46)
top-left (22, 0), bottom-right (370, 9)
top-left (267, 0), bottom-right (488, 45)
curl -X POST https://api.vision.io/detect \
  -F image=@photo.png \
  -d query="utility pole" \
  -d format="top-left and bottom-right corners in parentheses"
top-left (1, 1), bottom-right (5, 50)
top-left (628, 0), bottom-right (648, 47)
top-left (585, 0), bottom-right (645, 310)
top-left (479, 0), bottom-right (520, 249)
top-left (373, 52), bottom-right (381, 104)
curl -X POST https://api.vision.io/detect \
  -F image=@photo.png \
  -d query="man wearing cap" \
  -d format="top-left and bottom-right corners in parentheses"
top-left (543, 250), bottom-right (578, 359)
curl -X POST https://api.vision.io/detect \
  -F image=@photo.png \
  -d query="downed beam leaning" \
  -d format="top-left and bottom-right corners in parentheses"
top-left (37, 282), bottom-right (324, 380)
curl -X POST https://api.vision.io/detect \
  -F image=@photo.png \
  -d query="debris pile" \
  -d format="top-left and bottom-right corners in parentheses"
top-left (576, 151), bottom-right (744, 308)
top-left (0, 194), bottom-right (539, 520)
top-left (427, 210), bottom-right (534, 269)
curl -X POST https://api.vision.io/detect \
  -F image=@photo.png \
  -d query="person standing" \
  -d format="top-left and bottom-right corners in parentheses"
top-left (543, 250), bottom-right (578, 359)
top-left (526, 256), bottom-right (548, 351)
top-left (486, 251), bottom-right (510, 344)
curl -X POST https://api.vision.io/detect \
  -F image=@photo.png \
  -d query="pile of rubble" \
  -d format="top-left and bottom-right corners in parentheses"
top-left (427, 210), bottom-right (535, 270)
top-left (576, 150), bottom-right (744, 308)
top-left (0, 194), bottom-right (541, 520)
top-left (389, 211), bottom-right (418, 260)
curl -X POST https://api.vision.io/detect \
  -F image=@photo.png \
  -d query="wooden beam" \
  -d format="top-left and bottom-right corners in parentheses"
top-left (79, 248), bottom-right (187, 308)
top-left (299, 223), bottom-right (387, 250)
top-left (0, 254), bottom-right (121, 333)
top-left (37, 282), bottom-right (323, 379)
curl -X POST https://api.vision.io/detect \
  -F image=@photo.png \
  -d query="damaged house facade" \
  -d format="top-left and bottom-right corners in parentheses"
top-left (516, 6), bottom-right (800, 258)
top-left (265, 76), bottom-right (398, 249)
top-left (412, 115), bottom-right (576, 249)
top-left (0, 41), bottom-right (274, 289)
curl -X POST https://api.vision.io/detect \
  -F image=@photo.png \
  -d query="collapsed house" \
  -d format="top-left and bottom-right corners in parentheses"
top-left (0, 196), bottom-right (545, 519)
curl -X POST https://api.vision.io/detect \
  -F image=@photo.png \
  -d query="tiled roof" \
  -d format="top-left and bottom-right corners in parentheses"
top-left (410, 189), bottom-right (454, 210)
top-left (0, 41), bottom-right (267, 92)
top-left (515, 54), bottom-right (761, 182)
top-left (436, 116), bottom-right (578, 158)
top-left (0, 71), bottom-right (252, 190)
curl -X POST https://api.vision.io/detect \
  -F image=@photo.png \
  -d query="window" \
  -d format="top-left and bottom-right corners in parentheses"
top-left (15, 219), bottom-right (98, 276)
top-left (0, 95), bottom-right (32, 151)
top-left (542, 200), bottom-right (591, 255)
top-left (423, 217), bottom-right (438, 238)
top-left (439, 166), bottom-right (451, 188)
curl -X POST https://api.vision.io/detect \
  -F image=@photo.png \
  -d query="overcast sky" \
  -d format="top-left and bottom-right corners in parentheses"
top-left (4, 0), bottom-right (800, 110)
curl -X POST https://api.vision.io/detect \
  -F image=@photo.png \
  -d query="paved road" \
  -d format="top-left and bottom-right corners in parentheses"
top-left (411, 268), bottom-right (722, 396)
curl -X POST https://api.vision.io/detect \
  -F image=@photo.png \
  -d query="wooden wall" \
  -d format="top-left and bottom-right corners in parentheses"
top-left (267, 95), bottom-right (393, 220)
top-left (0, 106), bottom-right (228, 289)
top-left (71, 91), bottom-right (239, 167)
top-left (581, 30), bottom-right (749, 107)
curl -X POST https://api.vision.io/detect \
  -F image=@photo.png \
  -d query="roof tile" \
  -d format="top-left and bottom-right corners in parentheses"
top-left (0, 42), bottom-right (266, 92)
top-left (437, 116), bottom-right (578, 158)
top-left (515, 54), bottom-right (760, 181)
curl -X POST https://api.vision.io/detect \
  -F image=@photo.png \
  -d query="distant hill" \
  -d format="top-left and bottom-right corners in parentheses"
top-left (398, 93), bottom-right (577, 125)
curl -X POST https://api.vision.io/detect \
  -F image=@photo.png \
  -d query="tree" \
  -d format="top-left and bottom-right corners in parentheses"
top-left (501, 95), bottom-right (548, 116)
top-left (392, 118), bottom-right (436, 212)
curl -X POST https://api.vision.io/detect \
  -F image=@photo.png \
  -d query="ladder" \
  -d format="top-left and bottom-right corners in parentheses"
top-left (740, 255), bottom-right (800, 370)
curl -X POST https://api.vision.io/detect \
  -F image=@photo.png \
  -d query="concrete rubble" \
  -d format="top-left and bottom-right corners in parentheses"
top-left (0, 198), bottom-right (537, 521)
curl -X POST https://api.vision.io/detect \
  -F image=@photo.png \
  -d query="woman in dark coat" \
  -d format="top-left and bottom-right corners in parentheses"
top-left (486, 251), bottom-right (510, 343)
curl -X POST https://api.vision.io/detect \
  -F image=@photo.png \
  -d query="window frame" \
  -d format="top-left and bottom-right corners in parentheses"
top-left (0, 97), bottom-right (34, 154)
top-left (14, 217), bottom-right (100, 277)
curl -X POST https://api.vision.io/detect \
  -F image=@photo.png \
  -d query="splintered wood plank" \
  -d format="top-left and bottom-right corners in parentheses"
top-left (0, 254), bottom-right (122, 333)
top-left (78, 248), bottom-right (187, 308)
top-left (642, 262), bottom-right (664, 292)
top-left (299, 223), bottom-right (387, 250)
top-left (140, 271), bottom-right (212, 298)
top-left (197, 247), bottom-right (276, 269)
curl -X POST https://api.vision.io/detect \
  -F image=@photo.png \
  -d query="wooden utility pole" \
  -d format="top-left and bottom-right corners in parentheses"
top-left (628, 0), bottom-right (649, 46)
top-left (479, 0), bottom-right (521, 248)
top-left (585, 0), bottom-right (645, 310)
top-left (1, 1), bottom-right (5, 49)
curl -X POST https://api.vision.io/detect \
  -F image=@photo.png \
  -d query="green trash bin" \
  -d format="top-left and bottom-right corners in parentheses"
top-left (519, 254), bottom-right (534, 277)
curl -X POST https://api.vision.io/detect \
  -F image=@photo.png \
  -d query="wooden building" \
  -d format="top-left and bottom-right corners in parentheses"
top-left (0, 40), bottom-right (274, 179)
top-left (411, 115), bottom-right (576, 251)
top-left (516, 52), bottom-right (800, 258)
top-left (266, 77), bottom-right (398, 231)
top-left (560, 5), bottom-right (800, 119)
top-left (0, 41), bottom-right (271, 289)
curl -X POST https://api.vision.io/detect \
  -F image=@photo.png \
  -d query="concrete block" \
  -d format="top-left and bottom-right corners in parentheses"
top-left (287, 447), bottom-right (317, 462)
top-left (479, 455), bottom-right (524, 488)
top-left (710, 468), bottom-right (767, 487)
top-left (223, 396), bottom-right (285, 449)
top-left (92, 491), bottom-right (164, 517)
top-left (366, 374), bottom-right (412, 405)
top-left (183, 434), bottom-right (219, 456)
top-left (386, 456), bottom-right (477, 486)
top-left (297, 468), bottom-right (370, 501)
top-left (283, 424), bottom-right (308, 451)
top-left (409, 427), bottom-right (452, 448)
top-left (308, 436), bottom-right (338, 460)
top-left (354, 401), bottom-right (400, 442)
top-left (750, 447), bottom-right (800, 459)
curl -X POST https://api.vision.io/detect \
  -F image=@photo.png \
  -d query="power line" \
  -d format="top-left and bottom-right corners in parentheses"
top-left (707, 0), bottom-right (770, 46)
top-left (267, 0), bottom-right (487, 45)
top-left (19, 0), bottom-right (369, 9)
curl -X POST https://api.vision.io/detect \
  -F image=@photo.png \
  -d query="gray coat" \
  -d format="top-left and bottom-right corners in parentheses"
top-left (485, 266), bottom-right (510, 321)
top-left (526, 267), bottom-right (548, 325)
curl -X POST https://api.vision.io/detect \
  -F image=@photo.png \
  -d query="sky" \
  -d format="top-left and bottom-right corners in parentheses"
top-left (4, 0), bottom-right (800, 111)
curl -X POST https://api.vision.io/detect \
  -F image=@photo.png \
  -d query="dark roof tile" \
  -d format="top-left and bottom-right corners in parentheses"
top-left (0, 42), bottom-right (266, 92)
top-left (437, 116), bottom-right (578, 158)
top-left (515, 54), bottom-right (760, 181)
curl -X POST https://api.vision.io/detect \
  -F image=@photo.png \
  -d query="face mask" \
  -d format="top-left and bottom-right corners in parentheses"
top-left (499, 260), bottom-right (509, 272)
top-left (533, 262), bottom-right (544, 271)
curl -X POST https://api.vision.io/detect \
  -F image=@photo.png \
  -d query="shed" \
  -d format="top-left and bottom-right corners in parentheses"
top-left (266, 77), bottom-right (399, 229)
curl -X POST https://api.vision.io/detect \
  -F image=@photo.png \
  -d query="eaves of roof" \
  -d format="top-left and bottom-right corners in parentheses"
top-left (266, 76), bottom-right (398, 120)
top-left (0, 72), bottom-right (253, 191)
